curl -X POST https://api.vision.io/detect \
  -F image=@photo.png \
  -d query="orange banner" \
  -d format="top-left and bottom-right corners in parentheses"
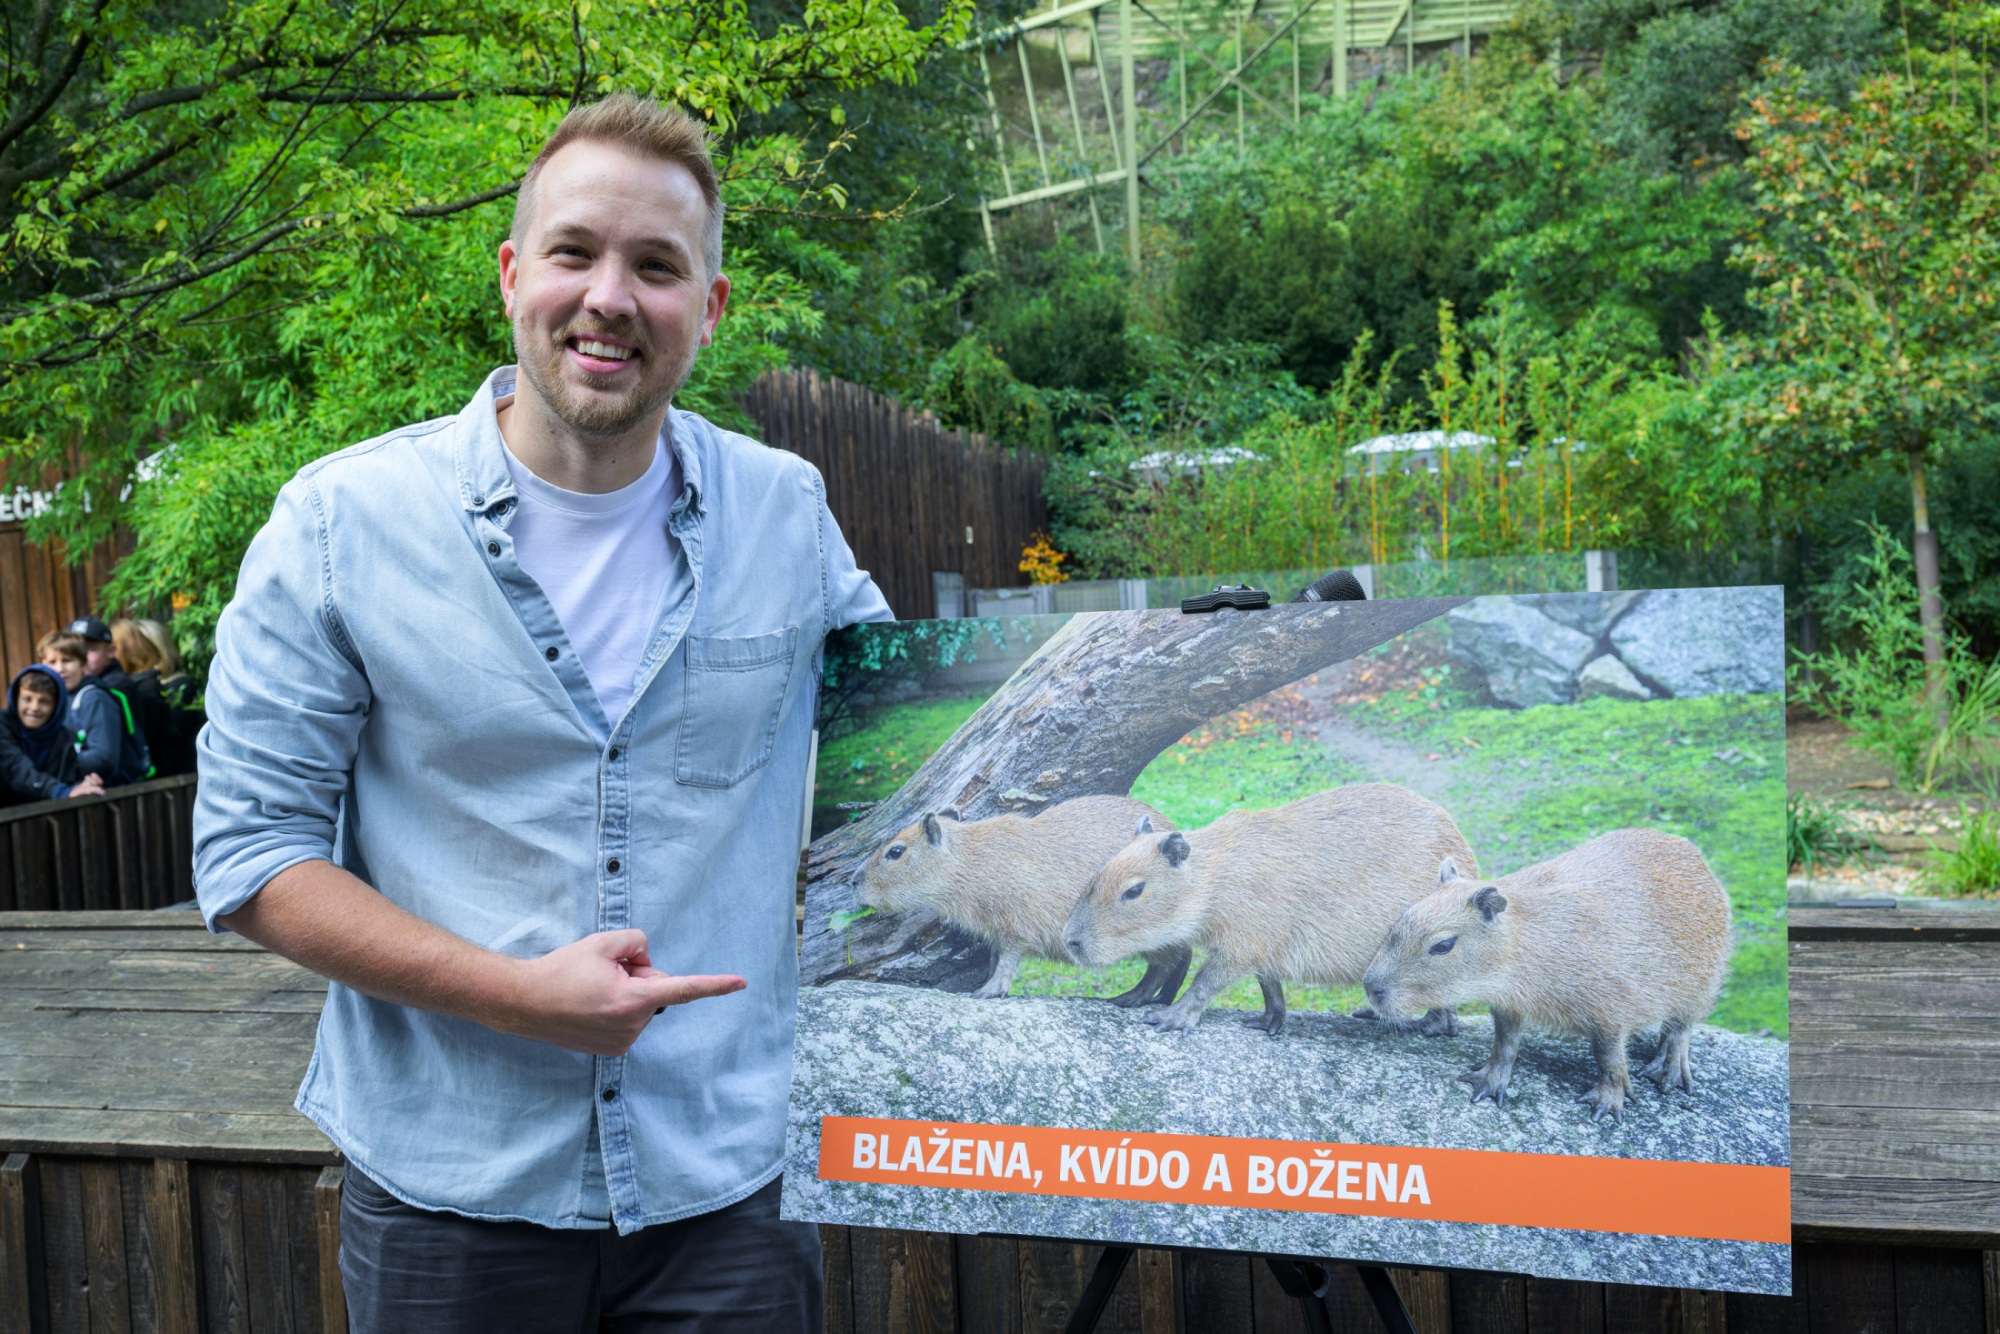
top-left (817, 1116), bottom-right (1789, 1244)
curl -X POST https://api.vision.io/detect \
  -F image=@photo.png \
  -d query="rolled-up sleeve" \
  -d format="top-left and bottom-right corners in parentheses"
top-left (193, 473), bottom-right (371, 929)
top-left (815, 473), bottom-right (892, 629)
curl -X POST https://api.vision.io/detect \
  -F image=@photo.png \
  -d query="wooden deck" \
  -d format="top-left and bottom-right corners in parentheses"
top-left (2, 907), bottom-right (1998, 1330)
top-left (1790, 906), bottom-right (2000, 1249)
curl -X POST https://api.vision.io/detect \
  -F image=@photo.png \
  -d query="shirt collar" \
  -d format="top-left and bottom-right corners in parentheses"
top-left (454, 365), bottom-right (706, 519)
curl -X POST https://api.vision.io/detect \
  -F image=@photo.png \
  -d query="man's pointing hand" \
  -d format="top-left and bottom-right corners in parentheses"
top-left (500, 928), bottom-right (745, 1056)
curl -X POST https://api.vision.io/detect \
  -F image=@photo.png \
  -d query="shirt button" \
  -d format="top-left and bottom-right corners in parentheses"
top-left (602, 1087), bottom-right (618, 1102)
top-left (545, 646), bottom-right (559, 661)
top-left (472, 494), bottom-right (485, 507)
top-left (486, 541), bottom-right (500, 556)
top-left (608, 748), bottom-right (621, 762)
top-left (607, 859), bottom-right (621, 874)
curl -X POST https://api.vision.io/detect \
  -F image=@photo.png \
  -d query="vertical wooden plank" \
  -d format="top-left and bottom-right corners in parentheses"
top-left (0, 529), bottom-right (32, 679)
top-left (1523, 1276), bottom-right (1600, 1333)
top-left (1, 1153), bottom-right (48, 1334)
top-left (40, 1157), bottom-right (88, 1334)
top-left (1135, 1248), bottom-right (1174, 1334)
top-left (196, 1163), bottom-right (251, 1334)
top-left (240, 1166), bottom-right (295, 1333)
top-left (1805, 1242), bottom-right (1897, 1334)
top-left (903, 1230), bottom-right (956, 1334)
top-left (1389, 1267), bottom-right (1453, 1333)
top-left (849, 1225), bottom-right (895, 1334)
top-left (1601, 1283), bottom-right (1675, 1334)
top-left (956, 1234), bottom-right (1020, 1334)
top-left (145, 1160), bottom-right (199, 1334)
top-left (821, 1224), bottom-right (855, 1334)
top-left (1179, 1251), bottom-right (1254, 1334)
top-left (1896, 1246), bottom-right (1987, 1333)
top-left (118, 1159), bottom-right (157, 1333)
top-left (275, 1169), bottom-right (314, 1334)
top-left (80, 1158), bottom-right (132, 1333)
top-left (1447, 1270), bottom-right (1526, 1334)
top-left (1985, 1250), bottom-right (2000, 1334)
top-left (1723, 1289), bottom-right (1804, 1334)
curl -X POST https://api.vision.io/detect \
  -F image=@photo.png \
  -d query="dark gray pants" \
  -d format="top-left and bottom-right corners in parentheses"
top-left (338, 1169), bottom-right (821, 1334)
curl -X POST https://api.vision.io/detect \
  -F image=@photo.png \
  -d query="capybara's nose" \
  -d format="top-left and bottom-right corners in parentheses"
top-left (1365, 982), bottom-right (1386, 1007)
top-left (1066, 937), bottom-right (1086, 960)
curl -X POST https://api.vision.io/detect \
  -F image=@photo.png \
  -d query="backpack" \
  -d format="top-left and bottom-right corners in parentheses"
top-left (94, 684), bottom-right (156, 783)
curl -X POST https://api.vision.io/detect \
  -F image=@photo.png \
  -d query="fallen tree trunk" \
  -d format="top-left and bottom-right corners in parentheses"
top-left (802, 597), bottom-right (1463, 986)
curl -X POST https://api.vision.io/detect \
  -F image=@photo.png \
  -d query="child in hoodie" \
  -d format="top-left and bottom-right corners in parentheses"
top-left (1, 665), bottom-right (104, 804)
top-left (39, 630), bottom-right (152, 786)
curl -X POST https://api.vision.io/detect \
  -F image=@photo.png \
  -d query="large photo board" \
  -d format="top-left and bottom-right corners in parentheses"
top-left (782, 589), bottom-right (1790, 1295)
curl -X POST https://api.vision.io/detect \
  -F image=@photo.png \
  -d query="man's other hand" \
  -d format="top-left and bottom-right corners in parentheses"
top-left (501, 929), bottom-right (745, 1056)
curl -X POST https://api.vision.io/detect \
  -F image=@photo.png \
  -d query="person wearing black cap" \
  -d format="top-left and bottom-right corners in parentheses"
top-left (66, 616), bottom-right (123, 682)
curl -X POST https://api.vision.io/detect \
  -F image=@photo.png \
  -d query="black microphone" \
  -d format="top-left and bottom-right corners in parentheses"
top-left (1291, 569), bottom-right (1368, 603)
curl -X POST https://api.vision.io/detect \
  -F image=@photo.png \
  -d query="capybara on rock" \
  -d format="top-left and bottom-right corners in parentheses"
top-left (857, 797), bottom-right (1190, 1002)
top-left (1360, 827), bottom-right (1732, 1122)
top-left (1064, 784), bottom-right (1478, 1037)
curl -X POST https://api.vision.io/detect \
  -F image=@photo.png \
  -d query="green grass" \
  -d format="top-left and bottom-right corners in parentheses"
top-left (813, 694), bottom-right (987, 830)
top-left (1128, 717), bottom-right (1367, 828)
top-left (1346, 690), bottom-right (1789, 1036)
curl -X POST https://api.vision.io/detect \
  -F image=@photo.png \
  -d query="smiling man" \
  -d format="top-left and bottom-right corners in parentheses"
top-left (193, 96), bottom-right (888, 1331)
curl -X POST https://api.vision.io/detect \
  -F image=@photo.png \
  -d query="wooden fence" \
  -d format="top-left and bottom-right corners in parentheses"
top-left (741, 370), bottom-right (1051, 620)
top-left (0, 518), bottom-right (123, 680)
top-left (0, 774), bottom-right (198, 912)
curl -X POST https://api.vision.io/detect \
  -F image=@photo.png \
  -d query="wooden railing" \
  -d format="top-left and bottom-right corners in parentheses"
top-left (0, 773), bottom-right (197, 912)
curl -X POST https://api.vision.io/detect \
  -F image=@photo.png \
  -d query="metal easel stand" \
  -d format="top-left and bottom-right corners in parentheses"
top-left (1061, 1244), bottom-right (1419, 1334)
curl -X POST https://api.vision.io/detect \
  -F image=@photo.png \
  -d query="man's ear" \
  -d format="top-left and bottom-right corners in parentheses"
top-left (498, 238), bottom-right (521, 319)
top-left (699, 272), bottom-right (731, 347)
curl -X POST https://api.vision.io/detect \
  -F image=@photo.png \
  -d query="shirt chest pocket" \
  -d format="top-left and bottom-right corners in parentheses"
top-left (676, 627), bottom-right (800, 788)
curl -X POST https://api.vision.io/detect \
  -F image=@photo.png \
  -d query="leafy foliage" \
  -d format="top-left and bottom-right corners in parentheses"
top-left (1, 0), bottom-right (973, 662)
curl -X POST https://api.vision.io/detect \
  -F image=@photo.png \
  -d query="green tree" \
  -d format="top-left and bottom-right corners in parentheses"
top-left (1731, 66), bottom-right (2000, 670)
top-left (0, 0), bottom-right (970, 658)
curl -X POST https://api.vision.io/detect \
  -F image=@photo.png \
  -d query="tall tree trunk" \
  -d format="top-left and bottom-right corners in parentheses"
top-left (1908, 448), bottom-right (1945, 682)
top-left (802, 596), bottom-right (1465, 987)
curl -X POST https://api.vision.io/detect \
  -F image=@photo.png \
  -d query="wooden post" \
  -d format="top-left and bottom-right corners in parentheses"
top-left (1, 1153), bottom-right (47, 1334)
top-left (1120, 0), bottom-right (1140, 268)
top-left (1334, 0), bottom-right (1349, 97)
top-left (316, 1166), bottom-right (347, 1334)
top-left (147, 1159), bottom-right (200, 1334)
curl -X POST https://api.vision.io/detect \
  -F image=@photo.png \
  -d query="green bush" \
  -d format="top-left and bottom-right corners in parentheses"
top-left (1786, 793), bottom-right (1873, 878)
top-left (1922, 808), bottom-right (2000, 898)
top-left (1792, 525), bottom-right (2000, 792)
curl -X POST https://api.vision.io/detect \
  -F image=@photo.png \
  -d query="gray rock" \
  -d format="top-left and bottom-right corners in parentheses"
top-left (1537, 591), bottom-right (1642, 640)
top-left (1609, 588), bottom-right (1785, 698)
top-left (1446, 601), bottom-right (1598, 707)
top-left (785, 983), bottom-right (1790, 1295)
top-left (1576, 654), bottom-right (1654, 702)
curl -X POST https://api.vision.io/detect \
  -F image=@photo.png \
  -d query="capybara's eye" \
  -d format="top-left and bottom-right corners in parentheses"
top-left (1428, 936), bottom-right (1457, 956)
top-left (885, 844), bottom-right (906, 861)
top-left (1120, 881), bottom-right (1145, 901)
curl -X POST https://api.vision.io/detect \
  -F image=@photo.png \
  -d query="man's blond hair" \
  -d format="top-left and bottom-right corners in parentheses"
top-left (511, 94), bottom-right (724, 277)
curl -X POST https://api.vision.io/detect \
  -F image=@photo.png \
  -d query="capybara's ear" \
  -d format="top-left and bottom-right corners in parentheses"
top-left (922, 813), bottom-right (945, 847)
top-left (1134, 814), bottom-right (1155, 836)
top-left (1160, 831), bottom-right (1191, 868)
top-left (1472, 884), bottom-right (1508, 923)
top-left (937, 807), bottom-right (961, 823)
top-left (1438, 856), bottom-right (1461, 885)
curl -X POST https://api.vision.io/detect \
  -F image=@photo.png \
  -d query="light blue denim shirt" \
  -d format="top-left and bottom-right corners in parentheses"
top-left (194, 367), bottom-right (889, 1232)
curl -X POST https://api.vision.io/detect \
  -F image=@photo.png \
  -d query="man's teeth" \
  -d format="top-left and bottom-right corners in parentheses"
top-left (575, 339), bottom-right (634, 361)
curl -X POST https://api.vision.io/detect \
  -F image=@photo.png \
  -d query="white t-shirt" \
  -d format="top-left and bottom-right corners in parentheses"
top-left (501, 432), bottom-right (685, 727)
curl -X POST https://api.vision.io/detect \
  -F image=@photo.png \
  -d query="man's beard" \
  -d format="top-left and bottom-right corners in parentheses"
top-left (513, 314), bottom-right (698, 438)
